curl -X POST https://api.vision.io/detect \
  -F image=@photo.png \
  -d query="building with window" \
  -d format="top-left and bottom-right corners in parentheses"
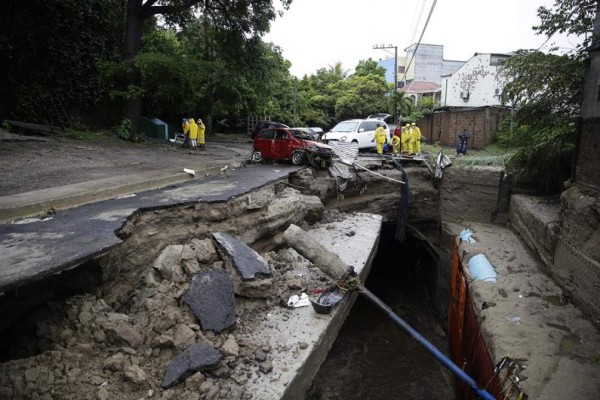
top-left (440, 53), bottom-right (511, 107)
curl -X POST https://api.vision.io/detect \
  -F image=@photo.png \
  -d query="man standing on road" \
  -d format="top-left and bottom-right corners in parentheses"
top-left (456, 128), bottom-right (470, 156)
top-left (373, 123), bottom-right (387, 155)
top-left (181, 118), bottom-right (190, 148)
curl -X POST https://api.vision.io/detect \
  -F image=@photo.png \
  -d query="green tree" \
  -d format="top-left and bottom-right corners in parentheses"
top-left (534, 0), bottom-right (597, 52)
top-left (353, 59), bottom-right (387, 77)
top-left (121, 0), bottom-right (293, 137)
top-left (500, 50), bottom-right (583, 141)
top-left (388, 90), bottom-right (414, 121)
top-left (0, 0), bottom-right (125, 123)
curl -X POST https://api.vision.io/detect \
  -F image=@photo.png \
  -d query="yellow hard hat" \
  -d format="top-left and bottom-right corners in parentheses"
top-left (411, 123), bottom-right (416, 126)
top-left (405, 123), bottom-right (410, 127)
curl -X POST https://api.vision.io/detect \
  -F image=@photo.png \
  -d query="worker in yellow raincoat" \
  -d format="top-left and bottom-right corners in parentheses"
top-left (189, 118), bottom-right (198, 150)
top-left (372, 123), bottom-right (387, 155)
top-left (390, 133), bottom-right (401, 154)
top-left (181, 118), bottom-right (190, 148)
top-left (412, 122), bottom-right (422, 155)
top-left (402, 123), bottom-right (412, 154)
top-left (198, 118), bottom-right (206, 150)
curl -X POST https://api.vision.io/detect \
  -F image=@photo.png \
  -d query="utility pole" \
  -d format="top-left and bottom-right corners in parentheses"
top-left (373, 44), bottom-right (398, 90)
top-left (374, 44), bottom-right (399, 123)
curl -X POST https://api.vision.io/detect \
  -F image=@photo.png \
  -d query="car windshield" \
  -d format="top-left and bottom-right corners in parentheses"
top-left (289, 129), bottom-right (311, 139)
top-left (331, 121), bottom-right (359, 132)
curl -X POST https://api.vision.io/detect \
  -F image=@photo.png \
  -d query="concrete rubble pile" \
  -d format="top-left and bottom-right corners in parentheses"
top-left (0, 207), bottom-right (356, 400)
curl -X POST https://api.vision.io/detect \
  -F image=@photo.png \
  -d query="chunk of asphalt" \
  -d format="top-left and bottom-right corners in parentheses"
top-left (182, 269), bottom-right (236, 333)
top-left (162, 343), bottom-right (223, 388)
top-left (212, 232), bottom-right (271, 281)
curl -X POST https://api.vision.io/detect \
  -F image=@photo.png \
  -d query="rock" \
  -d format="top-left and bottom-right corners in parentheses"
top-left (191, 239), bottom-right (218, 263)
top-left (151, 334), bottom-right (175, 349)
top-left (103, 353), bottom-right (128, 372)
top-left (102, 319), bottom-right (142, 349)
top-left (211, 365), bottom-right (231, 378)
top-left (146, 268), bottom-right (162, 287)
top-left (79, 309), bottom-right (94, 326)
top-left (254, 350), bottom-right (267, 362)
top-left (173, 325), bottom-right (196, 349)
top-left (153, 309), bottom-right (178, 334)
top-left (301, 194), bottom-right (325, 224)
top-left (181, 270), bottom-right (236, 333)
top-left (181, 245), bottom-right (201, 276)
top-left (171, 264), bottom-right (187, 284)
top-left (205, 384), bottom-right (220, 400)
top-left (0, 387), bottom-right (12, 399)
top-left (185, 372), bottom-right (205, 391)
top-left (259, 361), bottom-right (273, 374)
top-left (97, 387), bottom-right (109, 400)
top-left (298, 342), bottom-right (309, 349)
top-left (199, 380), bottom-right (213, 394)
top-left (154, 245), bottom-right (184, 280)
top-left (162, 343), bottom-right (223, 388)
top-left (212, 232), bottom-right (271, 280)
top-left (94, 329), bottom-right (107, 343)
top-left (124, 365), bottom-right (147, 385)
top-left (234, 278), bottom-right (273, 298)
top-left (221, 335), bottom-right (239, 356)
top-left (286, 279), bottom-right (304, 290)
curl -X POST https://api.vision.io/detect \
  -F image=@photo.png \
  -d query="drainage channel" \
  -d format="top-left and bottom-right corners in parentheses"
top-left (306, 222), bottom-right (455, 400)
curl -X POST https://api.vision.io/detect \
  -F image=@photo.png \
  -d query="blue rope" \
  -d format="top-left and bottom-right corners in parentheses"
top-left (359, 285), bottom-right (496, 400)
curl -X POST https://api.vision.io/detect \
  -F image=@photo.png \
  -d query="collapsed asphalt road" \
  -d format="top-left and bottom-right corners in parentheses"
top-left (0, 164), bottom-right (302, 293)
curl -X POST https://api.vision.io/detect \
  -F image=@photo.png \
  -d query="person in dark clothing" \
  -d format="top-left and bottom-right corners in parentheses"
top-left (456, 128), bottom-right (470, 156)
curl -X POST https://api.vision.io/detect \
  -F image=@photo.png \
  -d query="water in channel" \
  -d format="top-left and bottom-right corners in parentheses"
top-left (306, 224), bottom-right (456, 400)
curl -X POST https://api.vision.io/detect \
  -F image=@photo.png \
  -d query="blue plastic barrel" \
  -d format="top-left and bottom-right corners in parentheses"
top-left (468, 254), bottom-right (497, 283)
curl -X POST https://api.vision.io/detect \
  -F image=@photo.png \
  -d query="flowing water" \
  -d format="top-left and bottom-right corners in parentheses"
top-left (307, 225), bottom-right (456, 400)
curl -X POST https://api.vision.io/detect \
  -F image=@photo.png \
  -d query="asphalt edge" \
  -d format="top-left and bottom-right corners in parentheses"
top-left (0, 161), bottom-right (245, 224)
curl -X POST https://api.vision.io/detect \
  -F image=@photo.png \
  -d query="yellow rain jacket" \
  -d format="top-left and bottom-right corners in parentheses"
top-left (412, 124), bottom-right (422, 154)
top-left (374, 126), bottom-right (387, 155)
top-left (198, 119), bottom-right (205, 144)
top-left (391, 135), bottom-right (401, 154)
top-left (189, 118), bottom-right (198, 140)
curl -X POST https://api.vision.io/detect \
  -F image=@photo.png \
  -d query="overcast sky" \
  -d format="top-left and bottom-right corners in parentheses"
top-left (263, 0), bottom-right (583, 77)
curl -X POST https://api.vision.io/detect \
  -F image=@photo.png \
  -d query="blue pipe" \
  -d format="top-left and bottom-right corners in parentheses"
top-left (358, 285), bottom-right (496, 400)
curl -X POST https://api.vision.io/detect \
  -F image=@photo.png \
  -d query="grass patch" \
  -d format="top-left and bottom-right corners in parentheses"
top-left (421, 142), bottom-right (519, 167)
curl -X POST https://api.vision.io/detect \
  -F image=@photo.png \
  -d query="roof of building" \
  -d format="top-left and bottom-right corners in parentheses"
top-left (399, 81), bottom-right (441, 94)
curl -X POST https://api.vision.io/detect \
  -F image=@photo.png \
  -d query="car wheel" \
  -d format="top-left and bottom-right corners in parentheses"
top-left (251, 150), bottom-right (263, 163)
top-left (291, 151), bottom-right (305, 165)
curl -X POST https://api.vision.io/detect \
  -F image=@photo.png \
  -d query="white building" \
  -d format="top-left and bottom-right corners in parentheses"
top-left (441, 53), bottom-right (511, 107)
top-left (403, 43), bottom-right (465, 86)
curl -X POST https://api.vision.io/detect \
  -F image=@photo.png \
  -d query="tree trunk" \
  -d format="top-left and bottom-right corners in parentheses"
top-left (123, 0), bottom-right (144, 139)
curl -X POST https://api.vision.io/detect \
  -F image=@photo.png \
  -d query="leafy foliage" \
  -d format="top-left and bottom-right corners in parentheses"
top-left (500, 50), bottom-right (583, 142)
top-left (534, 0), bottom-right (597, 52)
top-left (506, 140), bottom-right (574, 195)
top-left (0, 0), bottom-right (125, 123)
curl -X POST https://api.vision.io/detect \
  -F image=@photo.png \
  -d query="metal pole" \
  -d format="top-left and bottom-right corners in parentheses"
top-left (358, 285), bottom-right (496, 400)
top-left (394, 46), bottom-right (398, 91)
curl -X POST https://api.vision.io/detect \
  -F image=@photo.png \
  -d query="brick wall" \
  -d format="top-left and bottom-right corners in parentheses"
top-left (418, 107), bottom-right (509, 150)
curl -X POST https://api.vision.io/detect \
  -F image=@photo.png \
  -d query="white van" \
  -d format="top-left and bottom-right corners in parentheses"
top-left (321, 119), bottom-right (390, 149)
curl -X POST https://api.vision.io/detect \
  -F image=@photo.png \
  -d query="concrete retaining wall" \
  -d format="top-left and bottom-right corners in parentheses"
top-left (439, 166), bottom-right (503, 224)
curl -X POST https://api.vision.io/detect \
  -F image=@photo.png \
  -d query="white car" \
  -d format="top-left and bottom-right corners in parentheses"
top-left (321, 119), bottom-right (390, 149)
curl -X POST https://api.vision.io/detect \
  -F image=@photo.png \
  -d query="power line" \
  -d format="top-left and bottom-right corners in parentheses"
top-left (400, 0), bottom-right (439, 84)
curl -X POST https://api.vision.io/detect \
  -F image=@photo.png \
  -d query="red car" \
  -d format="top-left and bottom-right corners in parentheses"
top-left (251, 128), bottom-right (333, 166)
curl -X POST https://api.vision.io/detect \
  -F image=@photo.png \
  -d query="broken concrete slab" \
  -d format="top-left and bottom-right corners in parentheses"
top-left (181, 270), bottom-right (236, 333)
top-left (212, 232), bottom-right (271, 280)
top-left (153, 245), bottom-right (183, 280)
top-left (161, 343), bottom-right (223, 388)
